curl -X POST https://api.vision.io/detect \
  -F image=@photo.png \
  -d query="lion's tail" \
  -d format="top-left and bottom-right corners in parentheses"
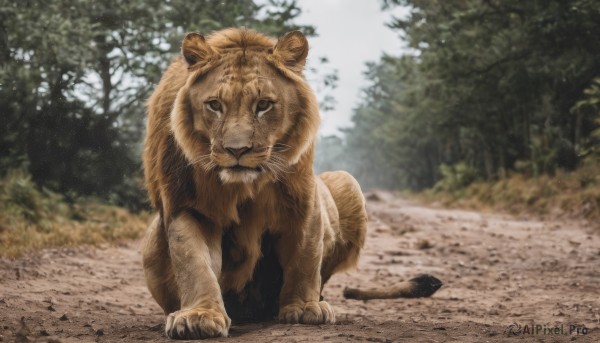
top-left (343, 274), bottom-right (442, 301)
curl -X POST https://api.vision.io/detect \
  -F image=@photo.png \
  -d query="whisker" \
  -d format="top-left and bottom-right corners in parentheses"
top-left (187, 153), bottom-right (212, 166)
top-left (274, 142), bottom-right (292, 148)
top-left (261, 152), bottom-right (294, 183)
top-left (155, 150), bottom-right (216, 193)
top-left (272, 154), bottom-right (294, 173)
top-left (185, 152), bottom-right (220, 173)
top-left (261, 163), bottom-right (282, 183)
top-left (273, 143), bottom-right (292, 152)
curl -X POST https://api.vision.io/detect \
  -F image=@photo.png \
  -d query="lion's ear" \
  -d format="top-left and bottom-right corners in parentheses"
top-left (182, 32), bottom-right (213, 67)
top-left (273, 31), bottom-right (308, 71)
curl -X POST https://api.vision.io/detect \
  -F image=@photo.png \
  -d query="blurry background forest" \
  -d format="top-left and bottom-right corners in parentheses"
top-left (315, 0), bottom-right (600, 219)
top-left (2, 0), bottom-right (600, 256)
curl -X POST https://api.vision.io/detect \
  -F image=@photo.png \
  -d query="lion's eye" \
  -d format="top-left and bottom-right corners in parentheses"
top-left (256, 100), bottom-right (273, 117)
top-left (206, 100), bottom-right (222, 112)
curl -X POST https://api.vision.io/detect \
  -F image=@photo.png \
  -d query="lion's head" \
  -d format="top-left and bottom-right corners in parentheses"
top-left (170, 29), bottom-right (320, 184)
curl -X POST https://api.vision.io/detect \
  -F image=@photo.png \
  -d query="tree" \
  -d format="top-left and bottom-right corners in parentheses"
top-left (338, 0), bottom-right (600, 190)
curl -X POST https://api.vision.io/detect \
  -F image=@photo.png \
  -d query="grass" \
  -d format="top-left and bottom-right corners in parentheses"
top-left (0, 170), bottom-right (151, 258)
top-left (415, 159), bottom-right (600, 223)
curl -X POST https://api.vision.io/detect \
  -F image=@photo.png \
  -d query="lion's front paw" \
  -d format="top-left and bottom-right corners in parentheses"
top-left (165, 307), bottom-right (231, 339)
top-left (278, 301), bottom-right (335, 325)
top-left (302, 301), bottom-right (335, 324)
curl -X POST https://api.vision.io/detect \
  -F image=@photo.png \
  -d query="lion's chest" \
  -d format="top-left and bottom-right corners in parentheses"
top-left (220, 227), bottom-right (263, 273)
top-left (212, 182), bottom-right (310, 296)
top-left (221, 230), bottom-right (283, 323)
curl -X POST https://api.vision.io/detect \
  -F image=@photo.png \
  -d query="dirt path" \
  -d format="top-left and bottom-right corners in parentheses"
top-left (1, 191), bottom-right (599, 342)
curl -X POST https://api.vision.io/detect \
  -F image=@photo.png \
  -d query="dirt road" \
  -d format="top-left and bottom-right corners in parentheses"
top-left (1, 191), bottom-right (599, 342)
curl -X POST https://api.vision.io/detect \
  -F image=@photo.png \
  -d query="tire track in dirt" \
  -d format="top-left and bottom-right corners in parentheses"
top-left (1, 191), bottom-right (598, 342)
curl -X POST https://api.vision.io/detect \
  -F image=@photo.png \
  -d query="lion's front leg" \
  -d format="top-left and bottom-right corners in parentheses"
top-left (276, 218), bottom-right (335, 325)
top-left (165, 212), bottom-right (231, 339)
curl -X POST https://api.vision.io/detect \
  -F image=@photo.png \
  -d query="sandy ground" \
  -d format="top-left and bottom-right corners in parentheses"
top-left (1, 191), bottom-right (599, 342)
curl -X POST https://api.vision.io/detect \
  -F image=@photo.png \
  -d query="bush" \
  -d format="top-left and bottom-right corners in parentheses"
top-left (0, 169), bottom-right (149, 257)
top-left (418, 157), bottom-right (600, 224)
top-left (433, 162), bottom-right (480, 193)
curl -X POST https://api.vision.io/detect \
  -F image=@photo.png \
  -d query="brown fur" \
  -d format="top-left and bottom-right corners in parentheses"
top-left (343, 274), bottom-right (443, 300)
top-left (141, 28), bottom-right (367, 339)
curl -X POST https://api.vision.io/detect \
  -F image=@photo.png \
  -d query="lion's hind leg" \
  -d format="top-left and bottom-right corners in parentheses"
top-left (318, 171), bottom-right (368, 285)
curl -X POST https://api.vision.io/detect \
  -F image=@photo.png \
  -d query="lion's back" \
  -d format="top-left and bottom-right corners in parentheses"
top-left (319, 170), bottom-right (367, 249)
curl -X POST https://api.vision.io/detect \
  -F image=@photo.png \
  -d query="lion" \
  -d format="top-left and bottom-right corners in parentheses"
top-left (141, 28), bottom-right (441, 340)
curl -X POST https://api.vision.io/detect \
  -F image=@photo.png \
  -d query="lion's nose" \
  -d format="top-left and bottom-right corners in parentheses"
top-left (225, 146), bottom-right (251, 159)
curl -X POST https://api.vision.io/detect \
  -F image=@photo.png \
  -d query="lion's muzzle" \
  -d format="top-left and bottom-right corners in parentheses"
top-left (225, 146), bottom-right (251, 159)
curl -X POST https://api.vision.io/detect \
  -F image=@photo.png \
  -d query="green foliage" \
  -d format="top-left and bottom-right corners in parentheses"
top-left (0, 169), bottom-right (67, 228)
top-left (0, 0), bottom-right (315, 209)
top-left (332, 0), bottom-right (600, 191)
top-left (433, 162), bottom-right (479, 193)
top-left (572, 77), bottom-right (600, 158)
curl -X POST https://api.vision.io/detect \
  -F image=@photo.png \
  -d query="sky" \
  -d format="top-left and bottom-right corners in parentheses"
top-left (296, 1), bottom-right (409, 136)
